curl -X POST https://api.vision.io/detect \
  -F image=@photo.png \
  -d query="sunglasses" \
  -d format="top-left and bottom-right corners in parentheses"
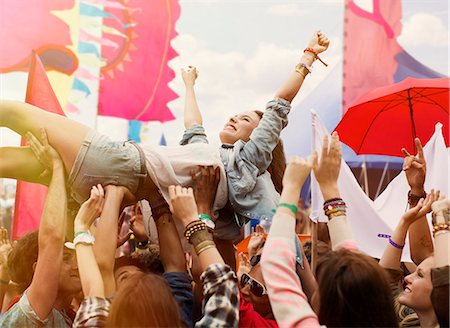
top-left (250, 254), bottom-right (261, 267)
top-left (240, 272), bottom-right (268, 297)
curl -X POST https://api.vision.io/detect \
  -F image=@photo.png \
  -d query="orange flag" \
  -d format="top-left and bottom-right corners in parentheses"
top-left (12, 52), bottom-right (66, 240)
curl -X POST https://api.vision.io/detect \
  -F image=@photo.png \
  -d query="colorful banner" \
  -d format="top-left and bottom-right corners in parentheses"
top-left (12, 53), bottom-right (66, 240)
top-left (0, 0), bottom-right (77, 75)
top-left (97, 0), bottom-right (180, 122)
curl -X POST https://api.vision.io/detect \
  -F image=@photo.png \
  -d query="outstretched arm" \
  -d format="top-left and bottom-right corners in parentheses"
top-left (402, 138), bottom-right (434, 265)
top-left (261, 156), bottom-right (320, 327)
top-left (182, 66), bottom-right (202, 129)
top-left (26, 129), bottom-right (67, 320)
top-left (74, 185), bottom-right (105, 298)
top-left (275, 31), bottom-right (329, 102)
top-left (168, 186), bottom-right (239, 327)
top-left (313, 132), bottom-right (355, 250)
top-left (93, 185), bottom-right (127, 297)
top-left (379, 191), bottom-right (437, 270)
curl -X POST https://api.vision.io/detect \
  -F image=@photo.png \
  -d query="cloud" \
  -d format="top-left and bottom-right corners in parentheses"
top-left (267, 4), bottom-right (309, 17)
top-left (152, 33), bottom-right (342, 147)
top-left (398, 13), bottom-right (448, 47)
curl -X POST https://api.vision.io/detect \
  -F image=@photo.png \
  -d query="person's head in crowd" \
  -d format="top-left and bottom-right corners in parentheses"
top-left (240, 253), bottom-right (274, 319)
top-left (7, 231), bottom-right (38, 293)
top-left (315, 248), bottom-right (398, 327)
top-left (57, 247), bottom-right (81, 296)
top-left (8, 231), bottom-right (81, 297)
top-left (219, 110), bottom-right (286, 193)
top-left (114, 250), bottom-right (164, 286)
top-left (106, 270), bottom-right (182, 327)
top-left (398, 256), bottom-right (436, 318)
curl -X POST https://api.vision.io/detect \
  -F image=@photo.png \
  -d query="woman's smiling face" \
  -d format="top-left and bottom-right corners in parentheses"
top-left (219, 111), bottom-right (261, 144)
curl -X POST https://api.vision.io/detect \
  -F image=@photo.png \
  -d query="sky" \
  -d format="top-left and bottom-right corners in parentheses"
top-left (0, 0), bottom-right (449, 151)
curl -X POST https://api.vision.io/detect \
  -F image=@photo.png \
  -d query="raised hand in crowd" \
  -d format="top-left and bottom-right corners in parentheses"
top-left (73, 184), bottom-right (105, 299)
top-left (169, 184), bottom-right (239, 327)
top-left (247, 225), bottom-right (265, 259)
top-left (182, 66), bottom-right (202, 129)
top-left (0, 227), bottom-right (13, 312)
top-left (0, 128), bottom-right (71, 326)
top-left (402, 138), bottom-right (426, 198)
top-left (236, 252), bottom-right (251, 282)
top-left (129, 203), bottom-right (149, 244)
top-left (379, 189), bottom-right (439, 270)
top-left (401, 137), bottom-right (433, 265)
top-left (313, 132), bottom-right (341, 200)
top-left (191, 166), bottom-right (220, 221)
top-left (182, 66), bottom-right (198, 87)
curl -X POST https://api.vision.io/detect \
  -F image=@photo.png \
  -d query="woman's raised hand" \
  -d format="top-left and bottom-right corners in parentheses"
top-left (181, 66), bottom-right (198, 86)
top-left (307, 30), bottom-right (330, 54)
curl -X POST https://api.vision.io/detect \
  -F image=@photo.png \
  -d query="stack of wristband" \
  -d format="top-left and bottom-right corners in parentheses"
top-left (323, 198), bottom-right (347, 220)
top-left (184, 220), bottom-right (216, 256)
top-left (184, 220), bottom-right (208, 243)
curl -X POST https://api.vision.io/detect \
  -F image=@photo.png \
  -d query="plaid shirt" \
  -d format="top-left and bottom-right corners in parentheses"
top-left (73, 296), bottom-right (111, 328)
top-left (195, 263), bottom-right (239, 328)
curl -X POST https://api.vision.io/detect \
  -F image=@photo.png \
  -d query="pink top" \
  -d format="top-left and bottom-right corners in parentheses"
top-left (261, 211), bottom-right (357, 327)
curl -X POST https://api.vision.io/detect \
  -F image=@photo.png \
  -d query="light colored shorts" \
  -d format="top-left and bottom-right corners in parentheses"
top-left (68, 130), bottom-right (146, 204)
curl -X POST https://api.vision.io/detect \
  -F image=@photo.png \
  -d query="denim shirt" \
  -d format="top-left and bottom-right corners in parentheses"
top-left (180, 98), bottom-right (290, 223)
top-left (180, 98), bottom-right (304, 266)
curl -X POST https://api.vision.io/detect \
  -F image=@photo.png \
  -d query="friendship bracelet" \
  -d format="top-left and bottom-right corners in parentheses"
top-left (407, 190), bottom-right (427, 206)
top-left (388, 237), bottom-right (404, 250)
top-left (278, 203), bottom-right (298, 216)
top-left (194, 240), bottom-right (216, 255)
top-left (304, 47), bottom-right (328, 66)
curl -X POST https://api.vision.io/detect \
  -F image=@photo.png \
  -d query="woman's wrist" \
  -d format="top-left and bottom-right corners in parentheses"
top-left (320, 185), bottom-right (340, 201)
top-left (74, 223), bottom-right (90, 233)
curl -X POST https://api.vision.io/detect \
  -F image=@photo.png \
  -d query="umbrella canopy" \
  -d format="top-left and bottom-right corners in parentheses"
top-left (334, 77), bottom-right (449, 157)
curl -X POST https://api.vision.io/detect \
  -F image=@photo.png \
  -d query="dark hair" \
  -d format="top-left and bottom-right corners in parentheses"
top-left (106, 271), bottom-right (182, 327)
top-left (7, 231), bottom-right (39, 293)
top-left (254, 110), bottom-right (286, 194)
top-left (316, 249), bottom-right (398, 327)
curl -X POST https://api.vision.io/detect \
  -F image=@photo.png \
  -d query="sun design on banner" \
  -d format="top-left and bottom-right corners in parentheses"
top-left (69, 0), bottom-right (180, 122)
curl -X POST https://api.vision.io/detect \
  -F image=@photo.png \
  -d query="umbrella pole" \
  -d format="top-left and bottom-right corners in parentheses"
top-left (407, 88), bottom-right (418, 153)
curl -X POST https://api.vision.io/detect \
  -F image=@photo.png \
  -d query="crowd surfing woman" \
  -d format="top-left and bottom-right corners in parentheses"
top-left (0, 31), bottom-right (329, 236)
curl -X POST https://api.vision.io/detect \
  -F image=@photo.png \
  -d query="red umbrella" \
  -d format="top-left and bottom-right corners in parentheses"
top-left (335, 77), bottom-right (449, 157)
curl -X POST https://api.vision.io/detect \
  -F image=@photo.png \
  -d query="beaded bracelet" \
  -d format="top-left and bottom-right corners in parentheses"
top-left (433, 223), bottom-right (449, 236)
top-left (327, 211), bottom-right (347, 219)
top-left (184, 220), bottom-right (208, 243)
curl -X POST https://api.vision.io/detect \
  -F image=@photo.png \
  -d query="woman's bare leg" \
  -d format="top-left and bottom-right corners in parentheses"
top-left (0, 147), bottom-right (50, 185)
top-left (0, 100), bottom-right (90, 178)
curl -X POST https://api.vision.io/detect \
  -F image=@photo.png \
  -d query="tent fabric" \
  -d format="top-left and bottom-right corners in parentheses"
top-left (311, 110), bottom-right (449, 261)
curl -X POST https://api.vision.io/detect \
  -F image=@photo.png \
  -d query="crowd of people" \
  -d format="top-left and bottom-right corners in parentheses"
top-left (0, 31), bottom-right (448, 327)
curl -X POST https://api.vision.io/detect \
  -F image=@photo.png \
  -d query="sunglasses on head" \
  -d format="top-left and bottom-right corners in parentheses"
top-left (240, 272), bottom-right (268, 297)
